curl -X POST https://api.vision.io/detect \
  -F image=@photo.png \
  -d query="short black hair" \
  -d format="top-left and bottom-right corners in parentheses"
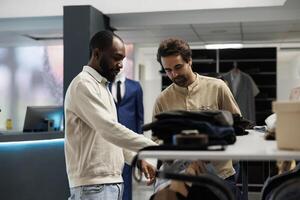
top-left (157, 37), bottom-right (192, 66)
top-left (89, 30), bottom-right (123, 58)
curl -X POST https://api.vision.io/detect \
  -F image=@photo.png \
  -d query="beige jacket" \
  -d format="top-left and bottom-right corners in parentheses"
top-left (153, 74), bottom-right (241, 179)
top-left (64, 66), bottom-right (156, 187)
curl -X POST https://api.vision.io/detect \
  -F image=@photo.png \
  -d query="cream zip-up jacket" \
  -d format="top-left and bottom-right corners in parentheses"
top-left (64, 66), bottom-right (156, 188)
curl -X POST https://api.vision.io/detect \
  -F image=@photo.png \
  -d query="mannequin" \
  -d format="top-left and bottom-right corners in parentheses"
top-left (110, 70), bottom-right (144, 200)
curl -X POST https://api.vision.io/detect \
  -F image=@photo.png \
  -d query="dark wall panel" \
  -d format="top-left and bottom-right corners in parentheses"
top-left (63, 5), bottom-right (110, 95)
top-left (0, 140), bottom-right (69, 200)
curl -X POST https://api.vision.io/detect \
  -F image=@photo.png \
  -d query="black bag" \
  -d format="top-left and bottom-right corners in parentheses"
top-left (149, 172), bottom-right (235, 200)
top-left (261, 163), bottom-right (300, 200)
top-left (143, 118), bottom-right (235, 146)
top-left (155, 110), bottom-right (234, 126)
top-left (269, 177), bottom-right (300, 200)
top-left (232, 114), bottom-right (254, 136)
top-left (143, 110), bottom-right (236, 147)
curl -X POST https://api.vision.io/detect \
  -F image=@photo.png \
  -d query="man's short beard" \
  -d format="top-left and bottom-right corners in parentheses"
top-left (99, 59), bottom-right (115, 82)
top-left (173, 76), bottom-right (188, 87)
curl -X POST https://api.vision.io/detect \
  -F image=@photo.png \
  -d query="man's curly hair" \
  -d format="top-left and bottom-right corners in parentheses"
top-left (156, 38), bottom-right (192, 66)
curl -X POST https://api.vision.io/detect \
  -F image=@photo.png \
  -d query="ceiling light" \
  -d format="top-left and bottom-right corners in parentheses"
top-left (205, 43), bottom-right (243, 49)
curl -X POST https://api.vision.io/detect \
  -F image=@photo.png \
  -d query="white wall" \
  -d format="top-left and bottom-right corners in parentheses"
top-left (134, 45), bottom-right (161, 137)
top-left (277, 49), bottom-right (300, 100)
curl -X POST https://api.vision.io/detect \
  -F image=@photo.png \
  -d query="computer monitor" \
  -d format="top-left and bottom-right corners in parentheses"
top-left (23, 106), bottom-right (64, 132)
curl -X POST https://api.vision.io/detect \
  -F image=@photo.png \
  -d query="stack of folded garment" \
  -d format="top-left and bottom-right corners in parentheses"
top-left (143, 110), bottom-right (237, 149)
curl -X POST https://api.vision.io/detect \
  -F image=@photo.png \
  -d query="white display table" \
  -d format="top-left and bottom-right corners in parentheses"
top-left (138, 130), bottom-right (300, 161)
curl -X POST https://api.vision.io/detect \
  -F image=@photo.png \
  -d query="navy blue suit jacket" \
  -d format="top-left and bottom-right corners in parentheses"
top-left (113, 78), bottom-right (144, 134)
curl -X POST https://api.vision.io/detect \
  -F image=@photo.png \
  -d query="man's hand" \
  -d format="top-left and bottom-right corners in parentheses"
top-left (140, 160), bottom-right (156, 185)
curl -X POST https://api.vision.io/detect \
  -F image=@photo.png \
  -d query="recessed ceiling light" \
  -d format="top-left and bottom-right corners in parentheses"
top-left (205, 43), bottom-right (243, 49)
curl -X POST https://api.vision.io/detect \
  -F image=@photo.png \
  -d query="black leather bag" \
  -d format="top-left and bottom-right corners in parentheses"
top-left (154, 110), bottom-right (234, 126)
top-left (143, 118), bottom-right (236, 146)
top-left (143, 110), bottom-right (236, 147)
top-left (261, 163), bottom-right (300, 200)
top-left (269, 177), bottom-right (300, 200)
top-left (149, 172), bottom-right (235, 200)
top-left (232, 114), bottom-right (254, 136)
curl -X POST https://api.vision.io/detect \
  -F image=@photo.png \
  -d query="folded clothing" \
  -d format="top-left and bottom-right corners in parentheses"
top-left (143, 118), bottom-right (236, 146)
top-left (154, 110), bottom-right (234, 127)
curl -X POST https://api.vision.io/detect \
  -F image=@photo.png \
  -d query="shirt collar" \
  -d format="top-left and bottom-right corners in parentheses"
top-left (83, 65), bottom-right (108, 84)
top-left (173, 73), bottom-right (199, 94)
top-left (115, 70), bottom-right (126, 83)
top-left (187, 73), bottom-right (199, 90)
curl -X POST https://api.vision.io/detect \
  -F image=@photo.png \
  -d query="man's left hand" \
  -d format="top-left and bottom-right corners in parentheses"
top-left (140, 160), bottom-right (156, 185)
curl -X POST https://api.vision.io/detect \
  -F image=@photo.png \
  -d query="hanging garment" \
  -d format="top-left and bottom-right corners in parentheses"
top-left (223, 71), bottom-right (259, 123)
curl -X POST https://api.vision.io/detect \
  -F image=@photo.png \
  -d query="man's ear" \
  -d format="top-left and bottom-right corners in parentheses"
top-left (189, 58), bottom-right (192, 66)
top-left (93, 48), bottom-right (102, 60)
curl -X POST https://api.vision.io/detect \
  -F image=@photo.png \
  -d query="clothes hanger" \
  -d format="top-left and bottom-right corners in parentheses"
top-left (231, 61), bottom-right (240, 75)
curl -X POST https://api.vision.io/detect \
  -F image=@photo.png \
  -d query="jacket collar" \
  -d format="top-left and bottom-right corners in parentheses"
top-left (83, 65), bottom-right (108, 84)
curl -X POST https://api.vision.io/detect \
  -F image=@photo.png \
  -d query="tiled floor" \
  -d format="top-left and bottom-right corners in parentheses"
top-left (132, 182), bottom-right (154, 200)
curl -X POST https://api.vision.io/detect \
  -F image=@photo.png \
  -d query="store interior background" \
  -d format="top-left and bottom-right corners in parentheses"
top-left (0, 1), bottom-right (300, 199)
top-left (1, 0), bottom-right (300, 132)
top-left (1, 0), bottom-right (300, 131)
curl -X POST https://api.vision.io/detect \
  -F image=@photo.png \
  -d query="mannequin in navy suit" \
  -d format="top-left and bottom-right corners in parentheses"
top-left (110, 70), bottom-right (144, 200)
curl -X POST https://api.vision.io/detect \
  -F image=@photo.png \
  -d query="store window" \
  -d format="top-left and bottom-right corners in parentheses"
top-left (123, 44), bottom-right (134, 79)
top-left (0, 45), bottom-right (63, 131)
top-left (0, 43), bottom-right (134, 131)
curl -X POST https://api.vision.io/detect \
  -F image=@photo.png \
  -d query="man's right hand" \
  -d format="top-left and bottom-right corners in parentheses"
top-left (140, 160), bottom-right (157, 185)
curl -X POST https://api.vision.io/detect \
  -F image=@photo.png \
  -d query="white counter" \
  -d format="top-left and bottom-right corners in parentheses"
top-left (138, 130), bottom-right (300, 161)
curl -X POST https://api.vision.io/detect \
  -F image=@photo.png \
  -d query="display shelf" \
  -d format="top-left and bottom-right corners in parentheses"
top-left (193, 59), bottom-right (216, 63)
top-left (220, 59), bottom-right (276, 63)
top-left (255, 98), bottom-right (276, 101)
top-left (257, 85), bottom-right (276, 88)
top-left (248, 72), bottom-right (276, 75)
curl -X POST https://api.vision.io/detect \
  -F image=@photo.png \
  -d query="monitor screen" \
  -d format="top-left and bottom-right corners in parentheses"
top-left (23, 106), bottom-right (64, 132)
